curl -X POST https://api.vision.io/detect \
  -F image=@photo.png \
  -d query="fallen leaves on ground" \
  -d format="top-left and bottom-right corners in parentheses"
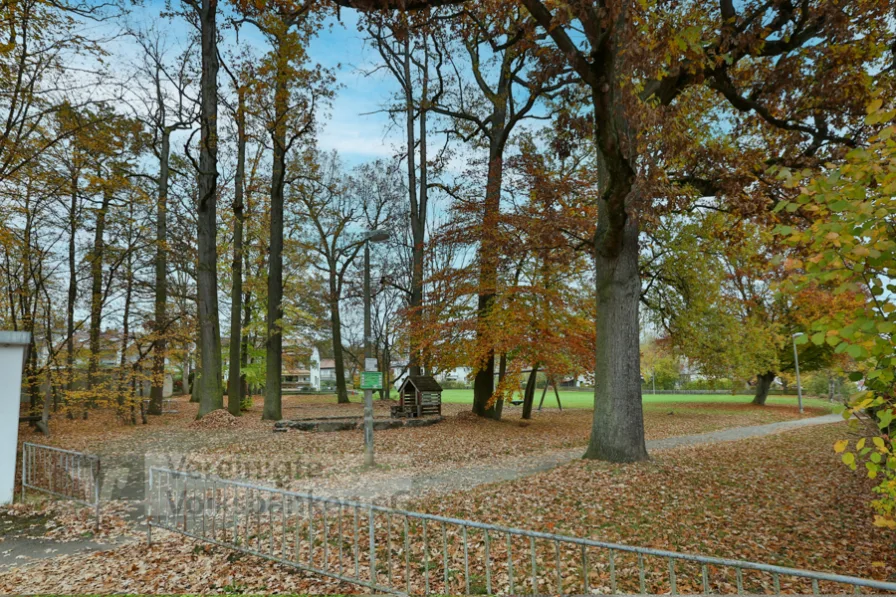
top-left (412, 423), bottom-right (896, 593)
top-left (2, 422), bottom-right (890, 595)
top-left (0, 500), bottom-right (137, 543)
top-left (188, 409), bottom-right (238, 430)
top-left (15, 396), bottom-right (828, 503)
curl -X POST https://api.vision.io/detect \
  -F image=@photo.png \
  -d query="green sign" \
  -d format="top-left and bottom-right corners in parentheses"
top-left (360, 371), bottom-right (383, 390)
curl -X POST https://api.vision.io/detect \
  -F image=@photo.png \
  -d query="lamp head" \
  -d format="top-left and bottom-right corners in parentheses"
top-left (365, 229), bottom-right (390, 243)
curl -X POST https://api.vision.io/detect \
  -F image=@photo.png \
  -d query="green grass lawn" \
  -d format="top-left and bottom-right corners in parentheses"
top-left (438, 388), bottom-right (835, 411)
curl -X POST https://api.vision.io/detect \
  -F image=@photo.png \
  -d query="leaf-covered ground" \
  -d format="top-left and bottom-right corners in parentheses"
top-left (411, 423), bottom-right (896, 592)
top-left (3, 408), bottom-right (892, 594)
top-left (15, 394), bottom-right (828, 498)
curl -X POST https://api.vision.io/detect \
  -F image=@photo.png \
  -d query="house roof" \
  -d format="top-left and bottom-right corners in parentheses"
top-left (400, 375), bottom-right (443, 393)
top-left (319, 358), bottom-right (335, 369)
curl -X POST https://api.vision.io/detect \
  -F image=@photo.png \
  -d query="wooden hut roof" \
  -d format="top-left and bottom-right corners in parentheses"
top-left (401, 375), bottom-right (443, 393)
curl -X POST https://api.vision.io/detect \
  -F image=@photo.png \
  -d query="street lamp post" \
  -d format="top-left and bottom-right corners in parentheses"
top-left (363, 229), bottom-right (389, 468)
top-left (792, 332), bottom-right (804, 414)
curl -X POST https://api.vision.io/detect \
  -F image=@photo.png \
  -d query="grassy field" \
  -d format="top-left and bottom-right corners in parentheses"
top-left (438, 388), bottom-right (835, 410)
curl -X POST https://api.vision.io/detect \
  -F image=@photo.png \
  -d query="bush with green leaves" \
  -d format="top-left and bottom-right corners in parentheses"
top-left (775, 102), bottom-right (896, 529)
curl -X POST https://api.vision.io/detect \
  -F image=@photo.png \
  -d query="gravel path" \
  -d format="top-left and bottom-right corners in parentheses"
top-left (327, 412), bottom-right (844, 502)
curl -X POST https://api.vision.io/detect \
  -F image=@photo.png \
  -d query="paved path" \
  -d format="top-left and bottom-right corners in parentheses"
top-left (0, 536), bottom-right (124, 572)
top-left (327, 412), bottom-right (844, 502)
top-left (646, 412), bottom-right (842, 451)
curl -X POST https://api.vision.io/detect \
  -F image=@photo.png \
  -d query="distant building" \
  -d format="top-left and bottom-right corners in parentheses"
top-left (434, 366), bottom-right (473, 386)
top-left (281, 368), bottom-right (313, 393)
top-left (283, 346), bottom-right (321, 391)
top-left (317, 349), bottom-right (355, 390)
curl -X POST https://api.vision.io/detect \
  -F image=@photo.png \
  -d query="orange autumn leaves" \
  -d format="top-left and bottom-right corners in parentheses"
top-left (414, 143), bottom-right (598, 403)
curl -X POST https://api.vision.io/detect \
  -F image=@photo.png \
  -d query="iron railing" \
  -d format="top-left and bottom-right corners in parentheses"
top-left (146, 467), bottom-right (896, 595)
top-left (21, 442), bottom-right (101, 526)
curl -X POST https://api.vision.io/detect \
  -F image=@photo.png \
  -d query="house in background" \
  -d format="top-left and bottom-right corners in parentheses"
top-left (316, 348), bottom-right (355, 391)
top-left (282, 346), bottom-right (321, 392)
top-left (434, 366), bottom-right (473, 386)
top-left (281, 367), bottom-right (313, 393)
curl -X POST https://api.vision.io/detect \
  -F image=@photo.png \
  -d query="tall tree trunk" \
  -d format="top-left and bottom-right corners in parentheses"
top-left (329, 272), bottom-right (349, 404)
top-left (195, 0), bottom-right (224, 417)
top-left (522, 364), bottom-right (539, 420)
top-left (264, 58), bottom-right (287, 422)
top-left (66, 173), bottom-right (77, 400)
top-left (240, 286), bottom-right (251, 401)
top-left (403, 35), bottom-right (428, 377)
top-left (471, 138), bottom-right (505, 420)
top-left (752, 372), bottom-right (775, 406)
top-left (191, 316), bottom-right (202, 403)
top-left (26, 335), bottom-right (40, 415)
top-left (119, 250), bottom-right (133, 416)
top-left (149, 130), bottom-right (170, 415)
top-left (583, 217), bottom-right (648, 462)
top-left (87, 184), bottom-right (111, 394)
top-left (577, 8), bottom-right (650, 461)
top-left (182, 352), bottom-right (191, 396)
top-left (21, 192), bottom-right (38, 413)
top-left (228, 89), bottom-right (246, 416)
top-left (40, 301), bottom-right (54, 434)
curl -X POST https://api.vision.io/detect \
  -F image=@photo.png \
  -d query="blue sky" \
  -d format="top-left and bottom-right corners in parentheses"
top-left (306, 12), bottom-right (405, 164)
top-left (116, 1), bottom-right (405, 166)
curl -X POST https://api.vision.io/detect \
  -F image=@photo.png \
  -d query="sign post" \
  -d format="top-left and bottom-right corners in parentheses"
top-left (0, 331), bottom-right (31, 505)
top-left (361, 229), bottom-right (390, 468)
top-left (360, 369), bottom-right (381, 468)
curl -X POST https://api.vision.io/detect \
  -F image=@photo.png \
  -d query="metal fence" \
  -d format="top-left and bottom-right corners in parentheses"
top-left (21, 442), bottom-right (101, 526)
top-left (147, 467), bottom-right (896, 595)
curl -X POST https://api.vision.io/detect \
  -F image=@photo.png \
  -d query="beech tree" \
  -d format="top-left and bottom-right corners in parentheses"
top-left (778, 107), bottom-right (896, 529)
top-left (430, 3), bottom-right (569, 419)
top-left (417, 134), bottom-right (597, 419)
top-left (219, 47), bottom-right (257, 415)
top-left (84, 112), bottom-right (143, 395)
top-left (365, 13), bottom-right (448, 378)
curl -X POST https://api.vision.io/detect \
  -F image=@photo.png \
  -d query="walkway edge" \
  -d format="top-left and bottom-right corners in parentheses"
top-left (646, 412), bottom-right (843, 452)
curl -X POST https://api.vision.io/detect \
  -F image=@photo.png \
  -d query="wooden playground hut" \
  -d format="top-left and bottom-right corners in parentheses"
top-left (394, 375), bottom-right (442, 418)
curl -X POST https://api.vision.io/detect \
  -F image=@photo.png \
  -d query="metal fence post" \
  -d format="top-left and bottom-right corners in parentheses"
top-left (368, 504), bottom-right (376, 585)
top-left (94, 458), bottom-right (101, 530)
top-left (147, 466), bottom-right (153, 546)
top-left (20, 444), bottom-right (27, 502)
